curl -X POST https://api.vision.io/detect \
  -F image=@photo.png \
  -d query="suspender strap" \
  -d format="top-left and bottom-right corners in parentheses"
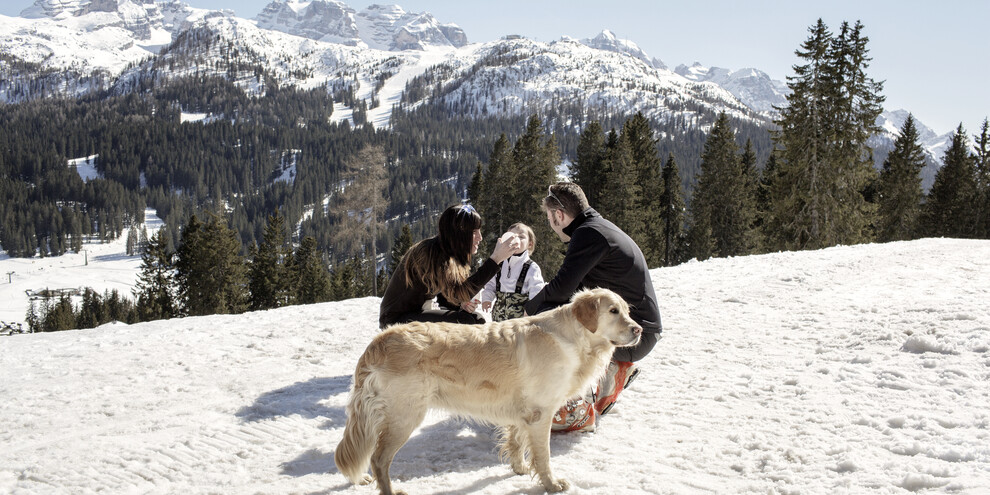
top-left (514, 261), bottom-right (532, 294)
top-left (495, 260), bottom-right (533, 294)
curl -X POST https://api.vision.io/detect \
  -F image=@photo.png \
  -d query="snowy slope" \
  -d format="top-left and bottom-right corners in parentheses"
top-left (0, 208), bottom-right (163, 326)
top-left (404, 37), bottom-right (760, 131)
top-left (1, 238), bottom-right (988, 493)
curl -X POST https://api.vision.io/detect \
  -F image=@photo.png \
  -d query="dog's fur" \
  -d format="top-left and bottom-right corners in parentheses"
top-left (334, 288), bottom-right (642, 494)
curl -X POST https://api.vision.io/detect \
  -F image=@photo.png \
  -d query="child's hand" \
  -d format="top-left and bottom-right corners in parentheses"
top-left (482, 301), bottom-right (492, 311)
top-left (460, 298), bottom-right (479, 313)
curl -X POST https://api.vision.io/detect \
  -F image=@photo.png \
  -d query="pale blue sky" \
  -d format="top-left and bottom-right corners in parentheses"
top-left (4, 0), bottom-right (987, 137)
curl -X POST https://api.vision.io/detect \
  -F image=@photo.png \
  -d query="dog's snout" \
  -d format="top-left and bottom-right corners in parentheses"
top-left (631, 324), bottom-right (642, 336)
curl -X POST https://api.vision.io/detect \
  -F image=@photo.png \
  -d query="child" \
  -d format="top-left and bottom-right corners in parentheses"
top-left (481, 223), bottom-right (545, 321)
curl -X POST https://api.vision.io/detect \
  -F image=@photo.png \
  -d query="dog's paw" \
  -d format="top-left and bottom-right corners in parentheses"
top-left (510, 461), bottom-right (528, 476)
top-left (544, 478), bottom-right (570, 492)
top-left (357, 474), bottom-right (373, 485)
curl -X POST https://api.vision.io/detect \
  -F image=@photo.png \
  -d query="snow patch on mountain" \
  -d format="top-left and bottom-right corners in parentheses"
top-left (69, 154), bottom-right (101, 182)
top-left (579, 29), bottom-right (664, 69)
top-left (354, 4), bottom-right (466, 51)
top-left (254, 1), bottom-right (466, 51)
top-left (255, 0), bottom-right (361, 46)
top-left (674, 62), bottom-right (788, 115)
top-left (403, 37), bottom-right (760, 130)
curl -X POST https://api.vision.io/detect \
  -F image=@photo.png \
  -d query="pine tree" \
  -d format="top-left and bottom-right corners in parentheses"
top-left (573, 121), bottom-right (608, 209)
top-left (739, 139), bottom-right (762, 251)
top-left (42, 295), bottom-right (75, 332)
top-left (331, 257), bottom-right (357, 301)
top-left (133, 228), bottom-right (177, 321)
top-left (756, 152), bottom-right (780, 251)
top-left (688, 112), bottom-right (751, 258)
top-left (387, 224), bottom-right (413, 276)
top-left (973, 118), bottom-right (990, 238)
top-left (510, 115), bottom-right (562, 274)
top-left (921, 125), bottom-right (979, 238)
top-left (623, 112), bottom-right (664, 266)
top-left (248, 212), bottom-right (290, 311)
top-left (876, 114), bottom-right (927, 242)
top-left (600, 130), bottom-right (646, 243)
top-left (659, 153), bottom-right (687, 266)
top-left (25, 300), bottom-right (39, 333)
top-left (293, 236), bottom-right (331, 305)
top-left (175, 212), bottom-right (248, 316)
top-left (126, 226), bottom-right (138, 256)
top-left (477, 133), bottom-right (517, 257)
top-left (770, 19), bottom-right (883, 250)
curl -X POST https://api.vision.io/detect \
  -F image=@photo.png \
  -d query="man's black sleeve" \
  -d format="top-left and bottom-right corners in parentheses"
top-left (525, 229), bottom-right (607, 315)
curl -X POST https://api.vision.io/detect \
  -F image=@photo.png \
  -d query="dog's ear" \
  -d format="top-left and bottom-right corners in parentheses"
top-left (573, 292), bottom-right (599, 332)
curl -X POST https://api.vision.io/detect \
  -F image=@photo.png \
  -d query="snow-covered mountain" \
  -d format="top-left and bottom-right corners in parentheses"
top-left (0, 0), bottom-right (956, 161)
top-left (872, 110), bottom-right (954, 191)
top-left (353, 3), bottom-right (466, 51)
top-left (254, 0), bottom-right (466, 50)
top-left (674, 62), bottom-right (789, 115)
top-left (578, 29), bottom-right (665, 69)
top-left (877, 109), bottom-right (953, 159)
top-left (391, 36), bottom-right (760, 130)
top-left (2, 237), bottom-right (989, 492)
top-left (0, 0), bottom-right (766, 130)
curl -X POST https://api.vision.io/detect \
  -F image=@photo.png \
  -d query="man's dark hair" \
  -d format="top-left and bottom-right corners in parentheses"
top-left (543, 181), bottom-right (589, 218)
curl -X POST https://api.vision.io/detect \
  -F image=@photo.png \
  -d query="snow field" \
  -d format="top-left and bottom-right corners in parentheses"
top-left (0, 238), bottom-right (987, 494)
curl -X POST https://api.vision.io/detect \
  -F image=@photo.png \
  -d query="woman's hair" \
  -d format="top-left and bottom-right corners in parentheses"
top-left (509, 222), bottom-right (536, 254)
top-left (402, 204), bottom-right (481, 304)
top-left (437, 204), bottom-right (482, 265)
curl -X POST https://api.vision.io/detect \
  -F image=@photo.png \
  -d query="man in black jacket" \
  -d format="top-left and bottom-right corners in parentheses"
top-left (525, 181), bottom-right (661, 432)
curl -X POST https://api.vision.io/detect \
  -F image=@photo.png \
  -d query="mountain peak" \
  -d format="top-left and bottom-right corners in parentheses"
top-left (253, 1), bottom-right (465, 50)
top-left (580, 29), bottom-right (661, 69)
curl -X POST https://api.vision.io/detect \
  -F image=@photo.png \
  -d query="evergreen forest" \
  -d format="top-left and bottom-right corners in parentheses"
top-left (6, 19), bottom-right (989, 331)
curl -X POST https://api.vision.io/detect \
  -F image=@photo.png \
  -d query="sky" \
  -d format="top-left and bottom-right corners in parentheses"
top-left (2, 0), bottom-right (988, 137)
top-left (3, 208), bottom-right (990, 492)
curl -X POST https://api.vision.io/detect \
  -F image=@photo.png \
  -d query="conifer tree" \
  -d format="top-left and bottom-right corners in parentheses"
top-left (876, 114), bottom-right (927, 242)
top-left (600, 130), bottom-right (645, 243)
top-left (331, 257), bottom-right (358, 301)
top-left (293, 236), bottom-right (331, 305)
top-left (133, 228), bottom-right (177, 321)
top-left (477, 134), bottom-right (517, 256)
top-left (248, 212), bottom-right (290, 311)
top-left (510, 115), bottom-right (562, 274)
top-left (771, 19), bottom-right (883, 250)
top-left (688, 112), bottom-right (751, 258)
top-left (43, 295), bottom-right (76, 332)
top-left (739, 138), bottom-right (762, 251)
top-left (921, 125), bottom-right (979, 238)
top-left (973, 118), bottom-right (990, 238)
top-left (659, 153), bottom-right (687, 266)
top-left (387, 224), bottom-right (414, 276)
top-left (623, 112), bottom-right (664, 265)
top-left (756, 152), bottom-right (780, 251)
top-left (175, 212), bottom-right (248, 316)
top-left (573, 121), bottom-right (607, 209)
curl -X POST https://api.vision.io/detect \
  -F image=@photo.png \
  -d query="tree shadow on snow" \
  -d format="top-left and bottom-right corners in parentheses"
top-left (235, 375), bottom-right (351, 428)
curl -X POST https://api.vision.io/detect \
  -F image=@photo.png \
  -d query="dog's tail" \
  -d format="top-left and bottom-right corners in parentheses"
top-left (335, 344), bottom-right (386, 484)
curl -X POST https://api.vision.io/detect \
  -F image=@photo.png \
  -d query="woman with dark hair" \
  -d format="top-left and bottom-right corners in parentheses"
top-left (378, 204), bottom-right (521, 329)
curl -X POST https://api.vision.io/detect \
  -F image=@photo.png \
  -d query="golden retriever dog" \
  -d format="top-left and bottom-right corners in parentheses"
top-left (334, 288), bottom-right (642, 494)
